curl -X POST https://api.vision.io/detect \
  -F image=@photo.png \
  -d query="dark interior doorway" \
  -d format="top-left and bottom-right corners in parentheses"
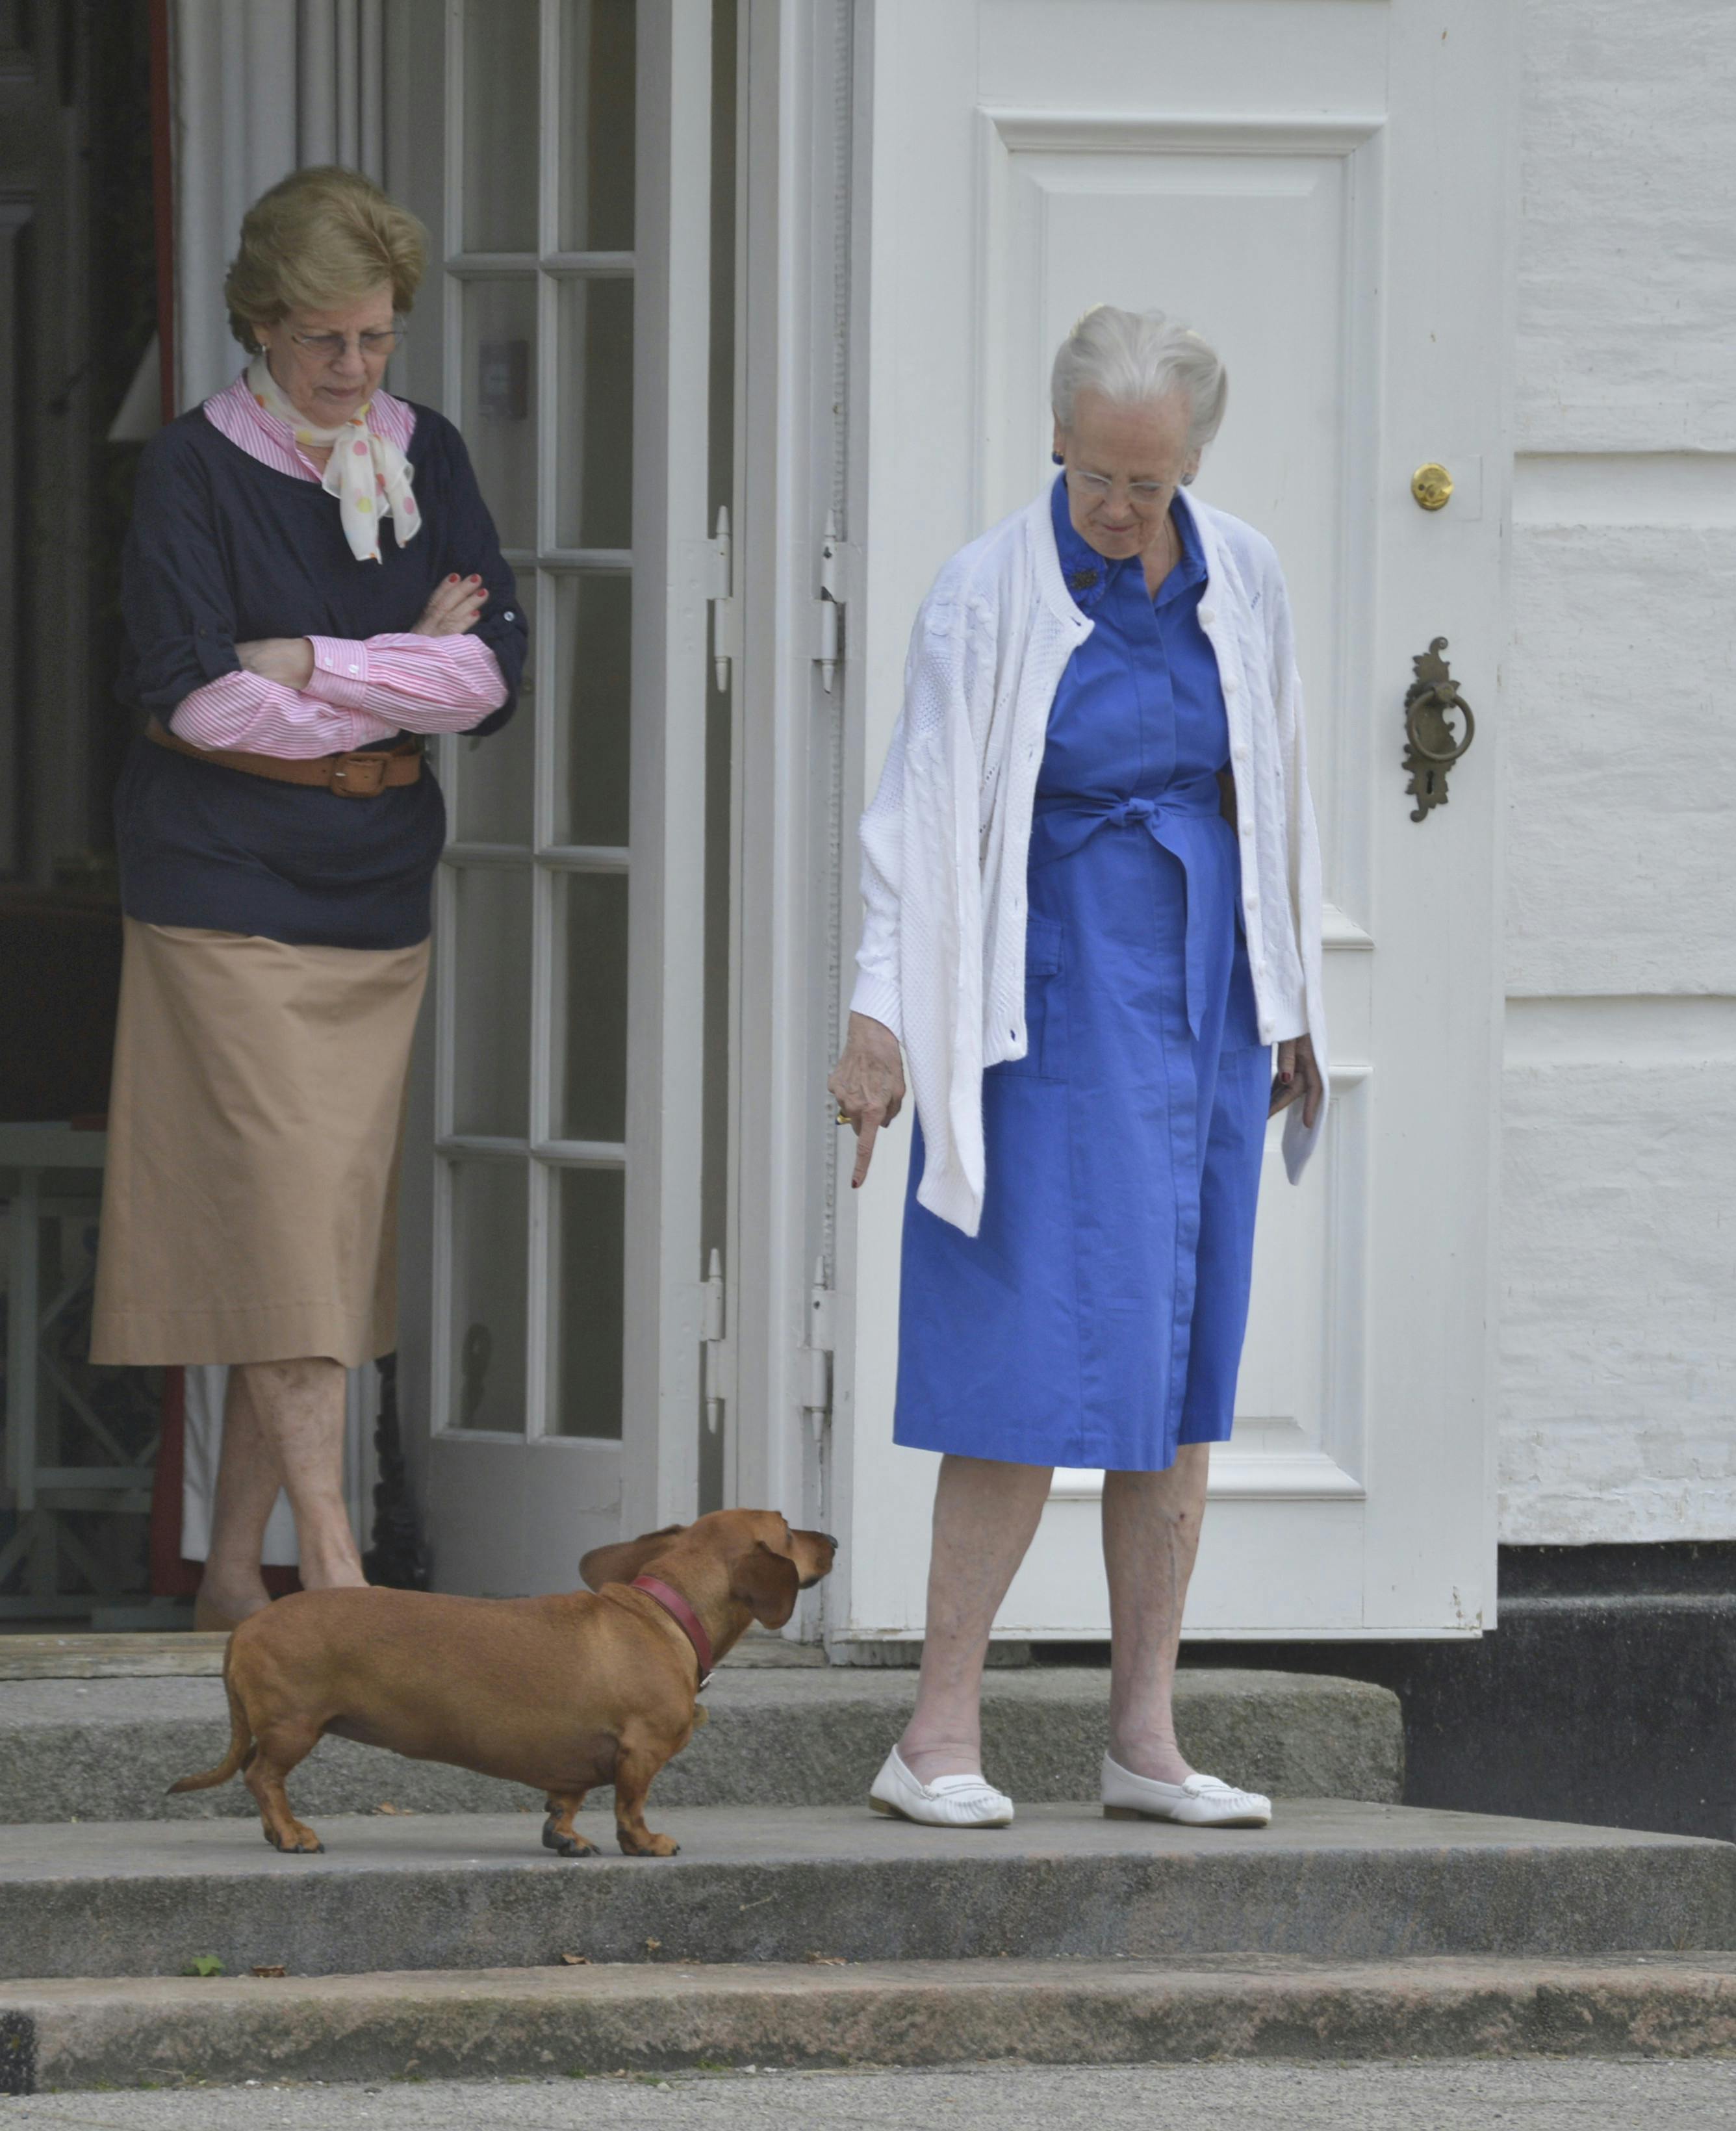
top-left (2, 0), bottom-right (164, 1628)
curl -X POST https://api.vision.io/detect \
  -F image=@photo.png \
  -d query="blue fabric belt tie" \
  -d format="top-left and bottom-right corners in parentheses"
top-left (1028, 774), bottom-right (1225, 1040)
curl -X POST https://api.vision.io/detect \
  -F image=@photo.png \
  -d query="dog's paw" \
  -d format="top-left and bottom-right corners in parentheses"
top-left (267, 1825), bottom-right (324, 1855)
top-left (547, 1833), bottom-right (599, 1859)
top-left (542, 1816), bottom-right (597, 1859)
top-left (618, 1831), bottom-right (680, 1858)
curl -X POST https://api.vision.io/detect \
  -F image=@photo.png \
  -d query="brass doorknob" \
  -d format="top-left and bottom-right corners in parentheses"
top-left (1411, 463), bottom-right (1454, 511)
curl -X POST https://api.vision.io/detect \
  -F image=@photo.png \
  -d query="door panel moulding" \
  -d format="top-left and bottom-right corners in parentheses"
top-left (981, 110), bottom-right (1387, 155)
top-left (973, 82), bottom-right (1386, 1578)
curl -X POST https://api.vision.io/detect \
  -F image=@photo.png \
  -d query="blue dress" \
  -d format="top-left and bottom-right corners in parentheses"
top-left (893, 479), bottom-right (1270, 1472)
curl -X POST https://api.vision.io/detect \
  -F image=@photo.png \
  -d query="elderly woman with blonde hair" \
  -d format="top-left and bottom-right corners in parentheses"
top-left (91, 166), bottom-right (526, 1627)
top-left (831, 305), bottom-right (1327, 1830)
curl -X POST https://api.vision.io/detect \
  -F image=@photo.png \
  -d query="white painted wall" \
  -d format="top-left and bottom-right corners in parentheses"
top-left (1498, 0), bottom-right (1736, 1542)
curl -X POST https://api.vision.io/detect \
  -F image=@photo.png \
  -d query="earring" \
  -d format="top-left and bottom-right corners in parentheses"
top-left (1051, 450), bottom-right (1064, 465)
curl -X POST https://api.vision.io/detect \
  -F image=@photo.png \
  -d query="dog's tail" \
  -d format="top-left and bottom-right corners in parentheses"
top-left (165, 1659), bottom-right (253, 1796)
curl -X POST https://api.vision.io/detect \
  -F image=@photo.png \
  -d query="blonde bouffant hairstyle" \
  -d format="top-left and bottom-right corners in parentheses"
top-left (224, 166), bottom-right (428, 351)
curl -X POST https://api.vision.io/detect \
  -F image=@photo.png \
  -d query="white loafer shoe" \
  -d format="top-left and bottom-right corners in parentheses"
top-left (869, 1745), bottom-right (1015, 1828)
top-left (1101, 1752), bottom-right (1271, 1828)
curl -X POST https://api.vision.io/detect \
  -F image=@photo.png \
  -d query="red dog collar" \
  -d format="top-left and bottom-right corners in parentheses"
top-left (631, 1574), bottom-right (714, 1689)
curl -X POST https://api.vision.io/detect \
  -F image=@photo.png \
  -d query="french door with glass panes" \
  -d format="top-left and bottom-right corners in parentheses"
top-left (392, 0), bottom-right (718, 1596)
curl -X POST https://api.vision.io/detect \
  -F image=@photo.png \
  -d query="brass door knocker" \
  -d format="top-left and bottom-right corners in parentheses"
top-left (1403, 637), bottom-right (1475, 822)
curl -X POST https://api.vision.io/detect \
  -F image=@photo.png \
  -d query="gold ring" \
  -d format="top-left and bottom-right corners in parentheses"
top-left (836, 1109), bottom-right (852, 1126)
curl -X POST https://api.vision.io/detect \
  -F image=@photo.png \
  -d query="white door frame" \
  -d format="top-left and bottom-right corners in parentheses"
top-left (722, 0), bottom-right (858, 1614)
top-left (620, 0), bottom-right (717, 1536)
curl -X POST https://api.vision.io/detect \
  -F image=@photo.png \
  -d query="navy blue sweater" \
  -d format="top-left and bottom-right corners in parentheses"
top-left (114, 403), bottom-right (526, 949)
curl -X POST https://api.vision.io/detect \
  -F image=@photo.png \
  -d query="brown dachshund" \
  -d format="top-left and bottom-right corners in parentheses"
top-left (168, 1509), bottom-right (837, 1858)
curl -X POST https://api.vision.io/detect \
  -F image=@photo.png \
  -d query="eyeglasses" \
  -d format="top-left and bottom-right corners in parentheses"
top-left (287, 327), bottom-right (406, 361)
top-left (1064, 468), bottom-right (1170, 508)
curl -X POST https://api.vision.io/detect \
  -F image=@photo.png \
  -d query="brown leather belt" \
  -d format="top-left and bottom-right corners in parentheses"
top-left (146, 717), bottom-right (422, 797)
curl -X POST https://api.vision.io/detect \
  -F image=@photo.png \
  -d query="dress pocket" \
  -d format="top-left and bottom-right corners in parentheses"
top-left (996, 913), bottom-right (1066, 1080)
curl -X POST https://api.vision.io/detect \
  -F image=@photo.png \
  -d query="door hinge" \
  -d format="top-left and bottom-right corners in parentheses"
top-left (802, 1257), bottom-right (836, 1438)
top-left (814, 513), bottom-right (857, 693)
top-left (702, 1247), bottom-right (729, 1436)
top-left (708, 507), bottom-right (741, 691)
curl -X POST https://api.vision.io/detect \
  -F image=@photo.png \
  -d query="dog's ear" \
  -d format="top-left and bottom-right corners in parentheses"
top-left (732, 1540), bottom-right (800, 1629)
top-left (579, 1523), bottom-right (685, 1592)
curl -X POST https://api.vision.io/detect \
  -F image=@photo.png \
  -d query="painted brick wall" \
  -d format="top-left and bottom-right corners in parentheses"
top-left (1499, 0), bottom-right (1736, 1541)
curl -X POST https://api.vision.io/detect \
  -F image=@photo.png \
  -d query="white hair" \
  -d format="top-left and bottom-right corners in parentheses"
top-left (1050, 305), bottom-right (1228, 459)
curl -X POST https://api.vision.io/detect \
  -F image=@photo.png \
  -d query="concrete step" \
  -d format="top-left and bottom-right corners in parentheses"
top-left (8, 1951), bottom-right (1736, 2093)
top-left (0, 1666), bottom-right (1402, 1824)
top-left (2, 1802), bottom-right (1731, 1984)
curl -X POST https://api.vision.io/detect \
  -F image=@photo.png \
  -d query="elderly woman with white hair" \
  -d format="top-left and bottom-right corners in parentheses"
top-left (830, 305), bottom-right (1327, 1830)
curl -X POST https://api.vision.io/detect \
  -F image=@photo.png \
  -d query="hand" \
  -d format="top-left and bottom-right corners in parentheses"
top-left (828, 1013), bottom-right (906, 1189)
top-left (414, 573), bottom-right (491, 636)
top-left (235, 637), bottom-right (314, 689)
top-left (1268, 1030), bottom-right (1324, 1129)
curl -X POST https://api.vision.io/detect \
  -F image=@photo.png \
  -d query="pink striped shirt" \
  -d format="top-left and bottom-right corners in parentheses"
top-left (174, 375), bottom-right (508, 759)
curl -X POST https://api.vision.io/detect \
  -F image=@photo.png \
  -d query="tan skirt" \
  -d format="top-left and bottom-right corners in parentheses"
top-left (90, 921), bottom-right (430, 1368)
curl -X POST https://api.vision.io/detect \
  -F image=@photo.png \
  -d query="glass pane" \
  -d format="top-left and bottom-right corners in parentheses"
top-left (453, 578), bottom-right (537, 844)
top-left (463, 279), bottom-right (539, 550)
top-left (452, 864), bottom-right (532, 1137)
top-left (549, 1164), bottom-right (625, 1438)
top-left (560, 0), bottom-right (637, 251)
top-left (552, 870), bottom-right (628, 1142)
top-left (446, 1159), bottom-right (528, 1432)
top-left (552, 572), bottom-right (630, 846)
top-left (555, 277), bottom-right (633, 549)
top-left (463, 0), bottom-right (541, 252)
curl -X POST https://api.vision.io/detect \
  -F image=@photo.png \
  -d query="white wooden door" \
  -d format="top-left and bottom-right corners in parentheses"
top-left (393, 0), bottom-right (717, 1596)
top-left (836, 0), bottom-right (1511, 1641)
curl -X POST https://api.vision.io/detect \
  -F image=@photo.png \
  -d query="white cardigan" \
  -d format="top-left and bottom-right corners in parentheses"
top-left (850, 483), bottom-right (1329, 1237)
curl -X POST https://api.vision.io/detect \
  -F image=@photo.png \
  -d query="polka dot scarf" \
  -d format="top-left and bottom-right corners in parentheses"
top-left (246, 355), bottom-right (421, 564)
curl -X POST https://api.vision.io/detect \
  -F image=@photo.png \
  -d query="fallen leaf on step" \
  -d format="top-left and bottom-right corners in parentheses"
top-left (559, 1954), bottom-right (591, 1966)
top-left (250, 1965), bottom-right (288, 1979)
top-left (645, 1938), bottom-right (663, 1954)
top-left (375, 1802), bottom-right (413, 1815)
top-left (806, 1954), bottom-right (847, 1965)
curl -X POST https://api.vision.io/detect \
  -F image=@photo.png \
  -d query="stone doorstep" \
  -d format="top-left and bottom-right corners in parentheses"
top-left (0, 1666), bottom-right (1405, 1824)
top-left (1, 1804), bottom-right (1733, 1983)
top-left (8, 1954), bottom-right (1736, 2094)
top-left (0, 1627), bottom-right (827, 1682)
